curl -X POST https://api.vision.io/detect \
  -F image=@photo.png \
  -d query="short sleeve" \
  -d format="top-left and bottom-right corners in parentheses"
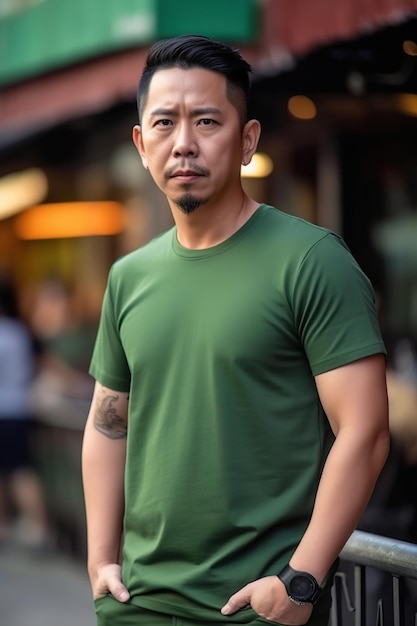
top-left (291, 233), bottom-right (386, 376)
top-left (89, 267), bottom-right (131, 391)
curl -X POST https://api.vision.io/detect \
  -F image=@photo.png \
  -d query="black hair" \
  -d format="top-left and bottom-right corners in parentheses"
top-left (137, 35), bottom-right (252, 127)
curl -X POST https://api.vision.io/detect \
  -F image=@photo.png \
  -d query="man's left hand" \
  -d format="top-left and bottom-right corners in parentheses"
top-left (221, 575), bottom-right (312, 625)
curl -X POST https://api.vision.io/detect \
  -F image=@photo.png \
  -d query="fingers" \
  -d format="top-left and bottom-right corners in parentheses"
top-left (109, 582), bottom-right (130, 603)
top-left (221, 583), bottom-right (252, 616)
top-left (93, 564), bottom-right (130, 603)
top-left (94, 584), bottom-right (130, 603)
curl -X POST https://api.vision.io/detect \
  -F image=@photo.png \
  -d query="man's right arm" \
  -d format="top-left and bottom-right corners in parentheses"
top-left (82, 381), bottom-right (130, 601)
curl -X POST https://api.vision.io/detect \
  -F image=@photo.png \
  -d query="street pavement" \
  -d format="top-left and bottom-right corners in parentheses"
top-left (0, 544), bottom-right (96, 626)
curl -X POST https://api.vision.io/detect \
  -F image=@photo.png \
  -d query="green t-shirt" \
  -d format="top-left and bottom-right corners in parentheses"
top-left (90, 204), bottom-right (385, 621)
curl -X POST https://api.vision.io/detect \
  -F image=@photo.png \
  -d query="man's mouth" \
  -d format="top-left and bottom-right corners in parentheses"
top-left (165, 163), bottom-right (210, 180)
top-left (171, 169), bottom-right (204, 179)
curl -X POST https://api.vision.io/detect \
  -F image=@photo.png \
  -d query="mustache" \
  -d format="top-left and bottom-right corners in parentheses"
top-left (164, 162), bottom-right (210, 179)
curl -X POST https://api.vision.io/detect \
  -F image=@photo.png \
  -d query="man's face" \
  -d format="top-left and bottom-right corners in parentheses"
top-left (133, 67), bottom-right (252, 214)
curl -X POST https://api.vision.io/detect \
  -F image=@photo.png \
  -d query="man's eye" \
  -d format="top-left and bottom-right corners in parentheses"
top-left (198, 119), bottom-right (215, 126)
top-left (156, 119), bottom-right (172, 126)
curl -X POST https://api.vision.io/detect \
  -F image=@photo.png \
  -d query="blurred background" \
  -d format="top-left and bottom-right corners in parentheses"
top-left (1, 1), bottom-right (417, 624)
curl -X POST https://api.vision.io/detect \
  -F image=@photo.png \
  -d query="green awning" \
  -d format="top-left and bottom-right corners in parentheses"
top-left (0, 0), bottom-right (258, 87)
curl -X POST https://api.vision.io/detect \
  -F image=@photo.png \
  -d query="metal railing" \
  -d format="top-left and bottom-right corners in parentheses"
top-left (331, 531), bottom-right (417, 626)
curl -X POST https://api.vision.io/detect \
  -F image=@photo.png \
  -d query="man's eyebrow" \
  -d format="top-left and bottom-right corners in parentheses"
top-left (192, 107), bottom-right (222, 116)
top-left (149, 107), bottom-right (222, 117)
top-left (149, 108), bottom-right (176, 117)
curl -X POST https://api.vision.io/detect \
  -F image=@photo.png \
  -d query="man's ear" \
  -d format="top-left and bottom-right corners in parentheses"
top-left (241, 119), bottom-right (261, 166)
top-left (132, 125), bottom-right (148, 169)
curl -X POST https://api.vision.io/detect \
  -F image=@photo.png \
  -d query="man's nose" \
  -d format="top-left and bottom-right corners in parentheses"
top-left (172, 123), bottom-right (198, 158)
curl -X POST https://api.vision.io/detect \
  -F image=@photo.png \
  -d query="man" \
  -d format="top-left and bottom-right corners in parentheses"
top-left (82, 35), bottom-right (389, 626)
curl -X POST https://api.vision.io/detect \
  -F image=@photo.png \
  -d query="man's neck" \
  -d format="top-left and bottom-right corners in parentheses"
top-left (171, 194), bottom-right (259, 250)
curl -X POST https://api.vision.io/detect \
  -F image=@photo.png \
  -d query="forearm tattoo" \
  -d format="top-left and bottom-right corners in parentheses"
top-left (94, 393), bottom-right (128, 439)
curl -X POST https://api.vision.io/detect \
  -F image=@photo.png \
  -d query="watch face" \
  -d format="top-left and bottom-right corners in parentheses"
top-left (289, 575), bottom-right (315, 601)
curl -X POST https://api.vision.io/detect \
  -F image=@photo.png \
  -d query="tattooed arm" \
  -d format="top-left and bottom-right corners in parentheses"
top-left (82, 382), bottom-right (131, 601)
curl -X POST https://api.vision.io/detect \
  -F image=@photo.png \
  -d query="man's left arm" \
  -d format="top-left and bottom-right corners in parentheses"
top-left (222, 353), bottom-right (390, 623)
top-left (289, 352), bottom-right (389, 575)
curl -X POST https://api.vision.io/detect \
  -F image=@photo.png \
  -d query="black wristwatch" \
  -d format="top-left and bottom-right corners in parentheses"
top-left (277, 564), bottom-right (322, 606)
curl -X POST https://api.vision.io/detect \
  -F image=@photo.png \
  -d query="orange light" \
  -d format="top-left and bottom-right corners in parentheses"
top-left (288, 95), bottom-right (317, 120)
top-left (397, 93), bottom-right (417, 117)
top-left (14, 201), bottom-right (127, 240)
top-left (403, 40), bottom-right (417, 56)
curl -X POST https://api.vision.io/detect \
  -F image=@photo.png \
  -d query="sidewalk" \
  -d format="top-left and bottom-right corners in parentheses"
top-left (0, 544), bottom-right (95, 626)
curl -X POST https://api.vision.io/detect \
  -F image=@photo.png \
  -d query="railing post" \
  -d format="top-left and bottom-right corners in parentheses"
top-left (330, 573), bottom-right (343, 625)
top-left (392, 575), bottom-right (404, 626)
top-left (353, 564), bottom-right (366, 626)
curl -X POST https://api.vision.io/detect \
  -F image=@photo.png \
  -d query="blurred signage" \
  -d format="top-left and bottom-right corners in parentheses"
top-left (0, 0), bottom-right (258, 86)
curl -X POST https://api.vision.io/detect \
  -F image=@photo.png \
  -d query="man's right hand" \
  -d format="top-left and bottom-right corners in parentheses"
top-left (92, 563), bottom-right (130, 602)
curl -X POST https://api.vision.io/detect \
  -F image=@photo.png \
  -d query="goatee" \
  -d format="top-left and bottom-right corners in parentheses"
top-left (175, 194), bottom-right (208, 215)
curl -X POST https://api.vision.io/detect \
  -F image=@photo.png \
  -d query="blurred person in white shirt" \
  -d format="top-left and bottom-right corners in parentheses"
top-left (0, 277), bottom-right (50, 548)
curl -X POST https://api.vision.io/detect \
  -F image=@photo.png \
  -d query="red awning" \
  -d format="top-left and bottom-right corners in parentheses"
top-left (0, 49), bottom-right (147, 146)
top-left (263, 0), bottom-right (417, 59)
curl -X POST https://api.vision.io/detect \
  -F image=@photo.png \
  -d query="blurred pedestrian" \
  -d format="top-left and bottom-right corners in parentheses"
top-left (29, 277), bottom-right (95, 409)
top-left (82, 35), bottom-right (389, 626)
top-left (0, 277), bottom-right (50, 549)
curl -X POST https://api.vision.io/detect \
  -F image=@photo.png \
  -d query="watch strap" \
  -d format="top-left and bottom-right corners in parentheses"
top-left (277, 564), bottom-right (322, 605)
